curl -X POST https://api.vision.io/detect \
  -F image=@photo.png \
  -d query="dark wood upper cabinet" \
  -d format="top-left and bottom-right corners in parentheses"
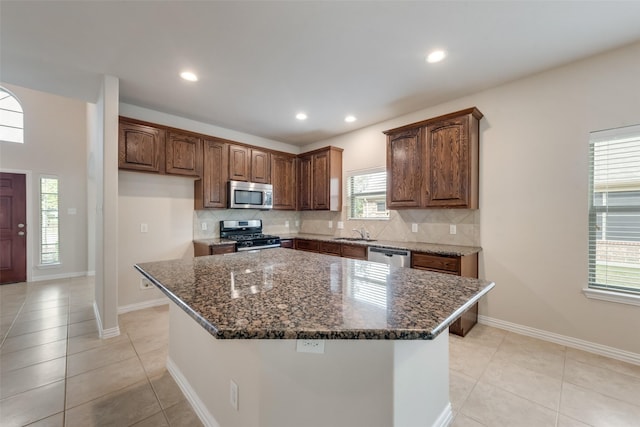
top-left (195, 139), bottom-right (228, 209)
top-left (118, 120), bottom-right (165, 173)
top-left (271, 153), bottom-right (296, 210)
top-left (166, 131), bottom-right (201, 177)
top-left (386, 128), bottom-right (423, 208)
top-left (297, 155), bottom-right (313, 210)
top-left (228, 144), bottom-right (250, 182)
top-left (250, 149), bottom-right (271, 184)
top-left (384, 107), bottom-right (482, 209)
top-left (297, 146), bottom-right (343, 211)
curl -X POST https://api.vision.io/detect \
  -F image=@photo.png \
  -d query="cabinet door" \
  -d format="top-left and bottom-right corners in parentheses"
top-left (166, 131), bottom-right (201, 177)
top-left (118, 121), bottom-right (165, 173)
top-left (250, 149), bottom-right (271, 183)
top-left (386, 128), bottom-right (422, 208)
top-left (318, 241), bottom-right (341, 256)
top-left (297, 155), bottom-right (313, 210)
top-left (424, 116), bottom-right (470, 207)
top-left (271, 154), bottom-right (296, 210)
top-left (195, 139), bottom-right (228, 209)
top-left (312, 151), bottom-right (329, 210)
top-left (341, 244), bottom-right (367, 260)
top-left (228, 144), bottom-right (250, 181)
top-left (294, 239), bottom-right (319, 252)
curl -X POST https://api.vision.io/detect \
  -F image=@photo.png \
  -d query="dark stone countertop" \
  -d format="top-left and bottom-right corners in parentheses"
top-left (194, 233), bottom-right (481, 257)
top-left (136, 248), bottom-right (494, 340)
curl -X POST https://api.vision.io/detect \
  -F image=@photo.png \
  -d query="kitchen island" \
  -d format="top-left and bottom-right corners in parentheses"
top-left (136, 248), bottom-right (494, 427)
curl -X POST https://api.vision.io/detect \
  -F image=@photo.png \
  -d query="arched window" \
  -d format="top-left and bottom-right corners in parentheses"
top-left (0, 86), bottom-right (24, 143)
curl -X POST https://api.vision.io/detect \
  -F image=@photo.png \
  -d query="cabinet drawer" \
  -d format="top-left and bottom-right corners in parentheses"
top-left (341, 244), bottom-right (367, 260)
top-left (411, 252), bottom-right (459, 274)
top-left (295, 239), bottom-right (319, 252)
top-left (280, 239), bottom-right (294, 249)
top-left (318, 241), bottom-right (341, 255)
top-left (210, 244), bottom-right (236, 255)
top-left (193, 242), bottom-right (236, 257)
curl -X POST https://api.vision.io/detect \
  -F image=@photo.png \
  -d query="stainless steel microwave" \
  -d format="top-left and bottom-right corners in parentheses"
top-left (228, 180), bottom-right (273, 209)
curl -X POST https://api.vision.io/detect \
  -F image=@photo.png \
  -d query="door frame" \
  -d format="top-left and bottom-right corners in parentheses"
top-left (0, 168), bottom-right (33, 282)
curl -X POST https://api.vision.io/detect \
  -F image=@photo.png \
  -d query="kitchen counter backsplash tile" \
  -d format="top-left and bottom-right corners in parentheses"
top-left (136, 249), bottom-right (494, 340)
top-left (194, 208), bottom-right (479, 246)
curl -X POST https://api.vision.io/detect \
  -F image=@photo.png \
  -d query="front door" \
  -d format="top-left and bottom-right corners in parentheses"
top-left (0, 172), bottom-right (27, 284)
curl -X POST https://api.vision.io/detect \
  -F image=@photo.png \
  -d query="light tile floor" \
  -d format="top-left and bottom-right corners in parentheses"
top-left (2, 277), bottom-right (640, 426)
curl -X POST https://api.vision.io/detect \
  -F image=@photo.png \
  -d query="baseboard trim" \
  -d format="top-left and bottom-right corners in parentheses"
top-left (478, 315), bottom-right (640, 366)
top-left (93, 301), bottom-right (121, 339)
top-left (167, 357), bottom-right (220, 427)
top-left (32, 271), bottom-right (89, 282)
top-left (117, 298), bottom-right (169, 314)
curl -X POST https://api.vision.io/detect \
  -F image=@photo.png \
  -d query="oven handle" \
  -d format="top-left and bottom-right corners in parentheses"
top-left (236, 244), bottom-right (281, 252)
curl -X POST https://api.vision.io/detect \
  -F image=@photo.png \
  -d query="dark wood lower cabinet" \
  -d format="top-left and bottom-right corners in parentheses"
top-left (411, 251), bottom-right (479, 336)
top-left (193, 242), bottom-right (236, 257)
top-left (280, 239), bottom-right (294, 248)
top-left (340, 244), bottom-right (367, 260)
top-left (294, 239), bottom-right (320, 252)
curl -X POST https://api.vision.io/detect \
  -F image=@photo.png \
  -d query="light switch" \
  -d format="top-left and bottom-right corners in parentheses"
top-left (449, 224), bottom-right (457, 235)
top-left (67, 208), bottom-right (77, 215)
top-left (337, 221), bottom-right (344, 229)
top-left (140, 223), bottom-right (148, 233)
top-left (411, 223), bottom-right (418, 233)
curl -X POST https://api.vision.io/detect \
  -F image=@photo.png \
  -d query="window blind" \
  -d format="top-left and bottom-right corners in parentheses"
top-left (40, 177), bottom-right (60, 265)
top-left (347, 170), bottom-right (389, 220)
top-left (588, 124), bottom-right (640, 294)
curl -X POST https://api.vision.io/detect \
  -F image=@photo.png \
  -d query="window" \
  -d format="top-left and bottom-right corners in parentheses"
top-left (347, 169), bottom-right (389, 220)
top-left (40, 177), bottom-right (60, 265)
top-left (0, 87), bottom-right (24, 143)
top-left (588, 124), bottom-right (640, 299)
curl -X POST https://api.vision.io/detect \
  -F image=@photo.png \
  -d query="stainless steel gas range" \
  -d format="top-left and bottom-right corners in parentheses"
top-left (220, 220), bottom-right (281, 251)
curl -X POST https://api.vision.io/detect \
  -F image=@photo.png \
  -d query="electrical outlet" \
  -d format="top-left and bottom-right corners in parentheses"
top-left (296, 339), bottom-right (325, 354)
top-left (140, 223), bottom-right (148, 233)
top-left (411, 223), bottom-right (418, 233)
top-left (295, 220), bottom-right (299, 227)
top-left (285, 220), bottom-right (290, 228)
top-left (337, 221), bottom-right (344, 229)
top-left (230, 380), bottom-right (239, 411)
top-left (328, 221), bottom-right (333, 228)
top-left (449, 224), bottom-right (457, 235)
top-left (140, 278), bottom-right (153, 290)
top-left (201, 222), bottom-right (208, 231)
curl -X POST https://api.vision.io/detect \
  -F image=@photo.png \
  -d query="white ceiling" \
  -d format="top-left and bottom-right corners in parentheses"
top-left (2, 1), bottom-right (640, 145)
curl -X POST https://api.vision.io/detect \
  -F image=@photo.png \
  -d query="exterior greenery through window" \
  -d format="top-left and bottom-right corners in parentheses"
top-left (589, 124), bottom-right (640, 295)
top-left (0, 86), bottom-right (24, 143)
top-left (347, 170), bottom-right (389, 220)
top-left (40, 177), bottom-right (60, 265)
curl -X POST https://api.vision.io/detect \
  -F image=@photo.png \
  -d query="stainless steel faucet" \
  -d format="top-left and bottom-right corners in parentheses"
top-left (352, 226), bottom-right (369, 239)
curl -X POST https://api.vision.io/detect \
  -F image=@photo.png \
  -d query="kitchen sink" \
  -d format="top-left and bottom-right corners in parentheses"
top-left (333, 237), bottom-right (377, 242)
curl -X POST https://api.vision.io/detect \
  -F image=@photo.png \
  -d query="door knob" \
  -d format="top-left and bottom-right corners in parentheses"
top-left (18, 223), bottom-right (25, 228)
top-left (18, 231), bottom-right (25, 236)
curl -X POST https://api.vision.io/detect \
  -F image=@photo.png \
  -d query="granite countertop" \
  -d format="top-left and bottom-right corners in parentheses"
top-left (135, 248), bottom-right (494, 340)
top-left (279, 233), bottom-right (481, 257)
top-left (195, 234), bottom-right (481, 256)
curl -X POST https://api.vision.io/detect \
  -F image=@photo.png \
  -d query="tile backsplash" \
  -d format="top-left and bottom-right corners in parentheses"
top-left (194, 208), bottom-right (479, 247)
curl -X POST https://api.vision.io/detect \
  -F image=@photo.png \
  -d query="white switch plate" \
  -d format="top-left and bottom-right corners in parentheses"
top-left (450, 224), bottom-right (457, 235)
top-left (201, 222), bottom-right (208, 231)
top-left (296, 339), bottom-right (325, 354)
top-left (140, 223), bottom-right (148, 233)
top-left (328, 221), bottom-right (333, 228)
top-left (337, 221), bottom-right (344, 229)
top-left (411, 223), bottom-right (418, 233)
top-left (285, 220), bottom-right (290, 228)
top-left (67, 208), bottom-right (77, 215)
top-left (230, 380), bottom-right (239, 411)
top-left (295, 220), bottom-right (300, 227)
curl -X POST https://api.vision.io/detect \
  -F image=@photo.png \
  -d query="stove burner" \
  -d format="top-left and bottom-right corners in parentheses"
top-left (220, 220), bottom-right (281, 251)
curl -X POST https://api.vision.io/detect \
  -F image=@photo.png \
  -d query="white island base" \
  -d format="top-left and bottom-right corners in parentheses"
top-left (166, 303), bottom-right (452, 427)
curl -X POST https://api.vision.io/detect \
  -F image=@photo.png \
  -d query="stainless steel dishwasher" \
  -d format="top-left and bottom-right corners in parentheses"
top-left (367, 247), bottom-right (411, 267)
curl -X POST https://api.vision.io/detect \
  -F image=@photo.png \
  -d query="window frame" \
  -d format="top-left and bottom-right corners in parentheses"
top-left (39, 175), bottom-right (61, 267)
top-left (346, 168), bottom-right (390, 221)
top-left (585, 124), bottom-right (640, 306)
top-left (0, 86), bottom-right (24, 144)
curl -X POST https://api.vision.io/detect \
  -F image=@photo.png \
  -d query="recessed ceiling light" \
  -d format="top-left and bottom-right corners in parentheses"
top-left (426, 50), bottom-right (446, 64)
top-left (180, 71), bottom-right (198, 82)
top-left (296, 113), bottom-right (308, 120)
top-left (345, 115), bottom-right (356, 123)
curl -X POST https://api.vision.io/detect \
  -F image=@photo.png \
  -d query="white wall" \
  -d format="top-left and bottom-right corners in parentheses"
top-left (303, 42), bottom-right (640, 355)
top-left (0, 83), bottom-right (88, 281)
